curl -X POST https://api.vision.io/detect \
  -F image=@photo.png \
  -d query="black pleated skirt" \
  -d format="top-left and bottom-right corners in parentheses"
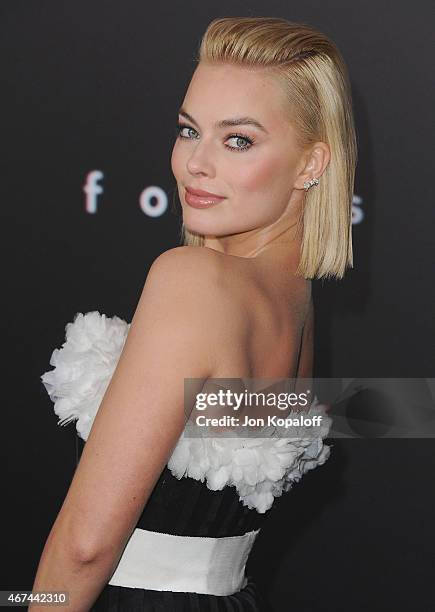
top-left (91, 574), bottom-right (266, 611)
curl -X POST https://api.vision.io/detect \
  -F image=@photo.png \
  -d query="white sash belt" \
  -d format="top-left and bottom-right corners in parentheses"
top-left (108, 527), bottom-right (260, 596)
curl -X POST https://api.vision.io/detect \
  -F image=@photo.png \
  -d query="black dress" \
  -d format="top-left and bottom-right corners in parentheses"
top-left (91, 465), bottom-right (269, 611)
top-left (41, 311), bottom-right (332, 612)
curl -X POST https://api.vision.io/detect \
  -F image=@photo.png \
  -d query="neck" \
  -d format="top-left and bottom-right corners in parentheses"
top-left (204, 215), bottom-right (302, 262)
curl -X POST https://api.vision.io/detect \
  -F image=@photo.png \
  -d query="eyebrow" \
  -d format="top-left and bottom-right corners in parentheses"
top-left (178, 107), bottom-right (268, 134)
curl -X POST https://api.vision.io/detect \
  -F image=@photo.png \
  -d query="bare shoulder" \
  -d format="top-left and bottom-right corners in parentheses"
top-left (134, 246), bottom-right (234, 341)
top-left (129, 246), bottom-right (237, 376)
top-left (144, 246), bottom-right (226, 302)
top-left (148, 245), bottom-right (221, 281)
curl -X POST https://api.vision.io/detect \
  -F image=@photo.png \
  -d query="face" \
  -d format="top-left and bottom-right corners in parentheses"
top-left (171, 62), bottom-right (308, 243)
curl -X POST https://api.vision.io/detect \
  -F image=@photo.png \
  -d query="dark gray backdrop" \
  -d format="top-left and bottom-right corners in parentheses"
top-left (2, 1), bottom-right (434, 610)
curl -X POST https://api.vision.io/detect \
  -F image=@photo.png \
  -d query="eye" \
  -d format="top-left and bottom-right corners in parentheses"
top-left (175, 123), bottom-right (199, 140)
top-left (224, 134), bottom-right (253, 152)
top-left (175, 122), bottom-right (255, 153)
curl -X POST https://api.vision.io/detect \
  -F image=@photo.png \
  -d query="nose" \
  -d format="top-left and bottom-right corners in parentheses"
top-left (186, 139), bottom-right (215, 177)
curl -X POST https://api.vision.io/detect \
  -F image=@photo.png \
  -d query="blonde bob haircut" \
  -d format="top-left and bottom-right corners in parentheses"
top-left (179, 16), bottom-right (358, 280)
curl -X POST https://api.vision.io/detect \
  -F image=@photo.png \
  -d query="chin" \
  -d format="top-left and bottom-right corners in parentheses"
top-left (182, 222), bottom-right (208, 239)
top-left (184, 223), bottom-right (208, 238)
top-left (181, 210), bottom-right (212, 234)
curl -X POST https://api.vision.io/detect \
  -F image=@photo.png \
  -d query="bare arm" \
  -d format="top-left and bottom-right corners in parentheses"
top-left (30, 247), bottom-right (218, 611)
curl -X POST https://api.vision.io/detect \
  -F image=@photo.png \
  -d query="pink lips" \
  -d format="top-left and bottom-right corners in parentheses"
top-left (184, 186), bottom-right (226, 209)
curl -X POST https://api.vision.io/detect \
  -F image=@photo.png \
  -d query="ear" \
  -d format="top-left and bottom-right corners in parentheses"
top-left (294, 142), bottom-right (331, 190)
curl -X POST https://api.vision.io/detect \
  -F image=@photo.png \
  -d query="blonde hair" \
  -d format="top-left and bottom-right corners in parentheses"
top-left (179, 16), bottom-right (358, 280)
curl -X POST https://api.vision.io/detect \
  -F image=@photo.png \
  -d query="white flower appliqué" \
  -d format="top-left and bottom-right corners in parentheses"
top-left (41, 311), bottom-right (333, 514)
top-left (168, 404), bottom-right (332, 514)
top-left (41, 311), bottom-right (130, 441)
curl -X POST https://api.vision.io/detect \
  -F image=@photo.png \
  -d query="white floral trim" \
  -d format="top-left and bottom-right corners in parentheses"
top-left (168, 401), bottom-right (332, 514)
top-left (41, 311), bottom-right (130, 441)
top-left (41, 311), bottom-right (332, 514)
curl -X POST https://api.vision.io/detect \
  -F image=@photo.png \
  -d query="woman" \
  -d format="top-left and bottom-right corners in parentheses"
top-left (32, 16), bottom-right (357, 611)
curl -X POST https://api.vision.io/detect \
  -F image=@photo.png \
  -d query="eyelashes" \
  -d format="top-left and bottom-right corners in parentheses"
top-left (175, 122), bottom-right (255, 153)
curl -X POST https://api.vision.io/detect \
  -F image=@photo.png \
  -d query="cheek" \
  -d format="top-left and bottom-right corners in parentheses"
top-left (237, 159), bottom-right (277, 192)
top-left (233, 151), bottom-right (291, 196)
top-left (170, 141), bottom-right (183, 179)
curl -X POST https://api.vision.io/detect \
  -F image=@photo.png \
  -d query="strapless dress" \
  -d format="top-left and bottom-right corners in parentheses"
top-left (41, 311), bottom-right (333, 611)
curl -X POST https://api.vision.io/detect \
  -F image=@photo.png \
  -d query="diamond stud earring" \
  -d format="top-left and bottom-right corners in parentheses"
top-left (303, 177), bottom-right (320, 191)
